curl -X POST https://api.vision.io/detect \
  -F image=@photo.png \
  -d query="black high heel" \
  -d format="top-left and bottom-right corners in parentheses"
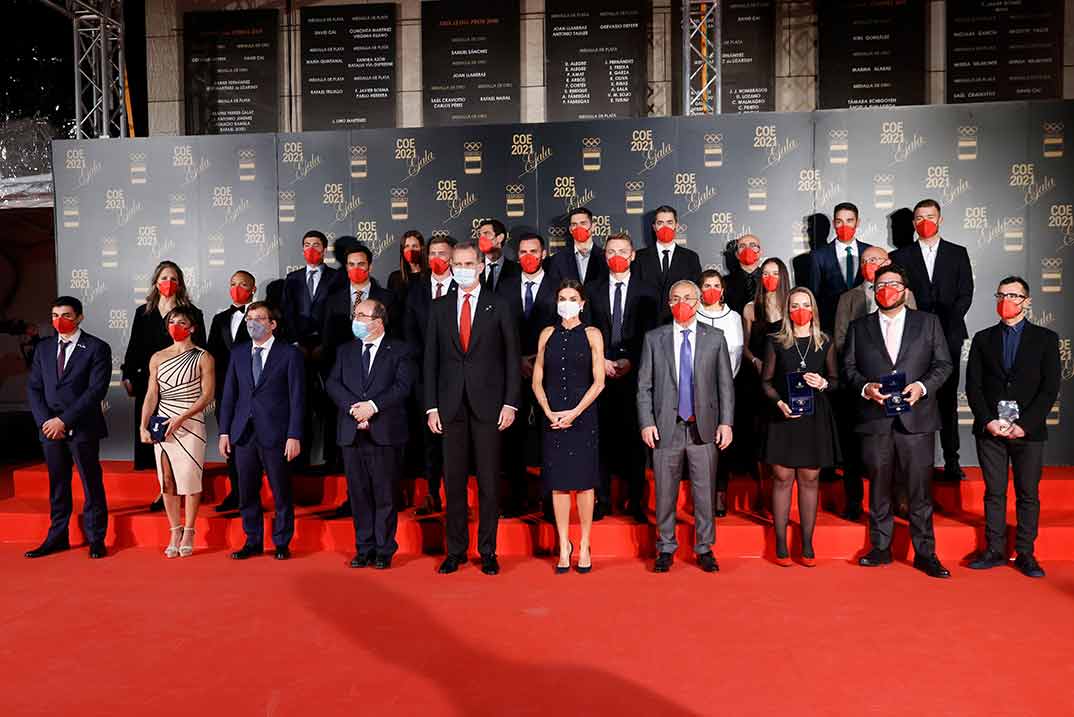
top-left (555, 541), bottom-right (573, 574)
top-left (576, 543), bottom-right (592, 574)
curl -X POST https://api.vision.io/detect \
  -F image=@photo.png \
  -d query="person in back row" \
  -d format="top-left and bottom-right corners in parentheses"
top-left (546, 207), bottom-right (609, 286)
top-left (634, 205), bottom-right (703, 318)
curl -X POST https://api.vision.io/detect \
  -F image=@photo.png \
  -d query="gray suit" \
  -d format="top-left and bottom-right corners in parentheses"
top-left (833, 283), bottom-right (917, 355)
top-left (637, 321), bottom-right (735, 555)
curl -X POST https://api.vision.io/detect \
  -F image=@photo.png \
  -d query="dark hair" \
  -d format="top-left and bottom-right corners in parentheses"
top-left (165, 305), bottom-right (200, 331)
top-left (453, 239), bottom-right (482, 259)
top-left (557, 278), bottom-right (586, 302)
top-left (334, 235), bottom-right (359, 264)
top-left (361, 298), bottom-right (389, 327)
top-left (231, 270), bottom-right (256, 285)
top-left (478, 218), bottom-right (507, 240)
top-left (653, 205), bottom-right (678, 221)
top-left (754, 257), bottom-right (791, 324)
top-left (875, 263), bottom-right (909, 286)
top-left (605, 231), bottom-right (634, 249)
top-left (146, 260), bottom-right (192, 312)
top-left (428, 234), bottom-right (457, 250)
top-left (348, 243), bottom-right (373, 266)
top-left (833, 202), bottom-right (859, 219)
top-left (568, 207), bottom-right (593, 222)
top-left (700, 268), bottom-right (724, 287)
top-left (52, 296), bottom-right (83, 315)
top-left (517, 231), bottom-right (546, 250)
top-left (246, 301), bottom-right (280, 323)
top-left (302, 229), bottom-right (328, 249)
top-left (913, 198), bottom-right (942, 215)
top-left (399, 230), bottom-right (427, 282)
top-left (998, 275), bottom-right (1031, 296)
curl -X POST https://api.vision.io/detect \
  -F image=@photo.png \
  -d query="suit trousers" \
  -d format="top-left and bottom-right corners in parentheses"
top-left (234, 439), bottom-right (295, 548)
top-left (503, 380), bottom-right (537, 511)
top-left (834, 387), bottom-right (865, 510)
top-left (598, 376), bottom-right (646, 511)
top-left (43, 439), bottom-right (108, 545)
top-left (976, 435), bottom-right (1044, 555)
top-left (342, 434), bottom-right (400, 556)
top-left (861, 426), bottom-right (936, 556)
top-left (653, 420), bottom-right (717, 555)
top-left (415, 383), bottom-right (445, 501)
top-left (937, 338), bottom-right (962, 466)
top-left (442, 397), bottom-right (502, 557)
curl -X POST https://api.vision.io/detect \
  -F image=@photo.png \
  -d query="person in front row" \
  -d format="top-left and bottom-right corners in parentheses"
top-left (26, 296), bottom-right (112, 559)
top-left (140, 306), bottom-right (215, 558)
top-left (965, 277), bottom-right (1061, 578)
top-left (843, 264), bottom-right (953, 578)
top-left (219, 302), bottom-right (305, 561)
top-left (327, 298), bottom-right (412, 570)
top-left (532, 280), bottom-right (605, 573)
top-left (637, 280), bottom-right (734, 573)
top-left (425, 239), bottom-right (521, 575)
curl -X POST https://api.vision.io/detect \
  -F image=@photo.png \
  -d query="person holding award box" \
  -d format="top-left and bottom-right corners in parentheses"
top-left (843, 265), bottom-right (953, 578)
top-left (760, 287), bottom-right (840, 567)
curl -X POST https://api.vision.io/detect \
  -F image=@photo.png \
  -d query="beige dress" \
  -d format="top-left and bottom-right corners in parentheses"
top-left (153, 348), bottom-right (206, 495)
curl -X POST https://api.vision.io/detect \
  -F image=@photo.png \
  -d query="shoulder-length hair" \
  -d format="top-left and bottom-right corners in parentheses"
top-left (773, 286), bottom-right (828, 351)
top-left (398, 230), bottom-right (427, 284)
top-left (145, 261), bottom-right (192, 312)
top-left (753, 257), bottom-right (790, 324)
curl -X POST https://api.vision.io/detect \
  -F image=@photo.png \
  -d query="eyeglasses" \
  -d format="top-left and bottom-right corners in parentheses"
top-left (354, 313), bottom-right (377, 321)
top-left (995, 292), bottom-right (1027, 303)
top-left (669, 296), bottom-right (698, 306)
top-left (874, 281), bottom-right (904, 290)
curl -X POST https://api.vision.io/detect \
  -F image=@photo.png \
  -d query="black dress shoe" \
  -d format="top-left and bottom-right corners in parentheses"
top-left (654, 552), bottom-right (674, 573)
top-left (24, 540), bottom-right (70, 559)
top-left (149, 495), bottom-right (165, 512)
top-left (968, 549), bottom-right (1008, 570)
top-left (374, 554), bottom-right (393, 570)
top-left (913, 553), bottom-right (951, 578)
top-left (939, 465), bottom-right (966, 482)
top-left (698, 552), bottom-right (719, 573)
top-left (230, 544), bottom-right (264, 560)
top-left (438, 554), bottom-right (464, 574)
top-left (859, 548), bottom-right (893, 567)
top-left (414, 495), bottom-right (442, 516)
top-left (630, 508), bottom-right (649, 524)
top-left (714, 491), bottom-right (727, 518)
top-left (840, 506), bottom-right (863, 522)
top-left (1014, 553), bottom-right (1045, 578)
top-left (334, 502), bottom-right (352, 518)
top-left (274, 545), bottom-right (291, 560)
top-left (349, 550), bottom-right (376, 568)
top-left (88, 541), bottom-right (107, 559)
top-left (480, 554), bottom-right (500, 575)
top-left (214, 494), bottom-right (239, 513)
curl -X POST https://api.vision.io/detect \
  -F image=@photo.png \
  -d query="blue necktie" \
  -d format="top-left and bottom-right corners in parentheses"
top-left (252, 346), bottom-right (264, 385)
top-left (845, 246), bottom-right (855, 287)
top-left (361, 342), bottom-right (373, 386)
top-left (611, 282), bottom-right (624, 348)
top-left (678, 329), bottom-right (694, 421)
top-left (524, 281), bottom-right (534, 318)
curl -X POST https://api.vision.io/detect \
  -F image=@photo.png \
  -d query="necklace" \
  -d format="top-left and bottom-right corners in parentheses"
top-left (792, 335), bottom-right (809, 369)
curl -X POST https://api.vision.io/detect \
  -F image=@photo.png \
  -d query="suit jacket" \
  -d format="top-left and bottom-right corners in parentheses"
top-left (207, 305), bottom-right (251, 402)
top-left (404, 274), bottom-right (457, 368)
top-left (280, 264), bottom-right (340, 344)
top-left (843, 309), bottom-right (953, 435)
top-left (546, 243), bottom-right (608, 286)
top-left (500, 272), bottom-right (558, 357)
top-left (326, 337), bottom-right (412, 447)
top-left (833, 284), bottom-right (917, 355)
top-left (808, 239), bottom-right (872, 331)
top-left (218, 339), bottom-right (305, 447)
top-left (636, 322), bottom-right (735, 445)
top-left (321, 278), bottom-right (396, 373)
top-left (965, 321), bottom-right (1061, 442)
top-left (481, 257), bottom-right (522, 297)
top-left (586, 275), bottom-right (660, 368)
top-left (122, 303), bottom-right (207, 392)
top-left (890, 239), bottom-right (973, 344)
top-left (633, 244), bottom-right (703, 310)
top-left (423, 288), bottom-right (521, 423)
top-left (28, 332), bottom-right (111, 442)
top-left (723, 266), bottom-right (761, 314)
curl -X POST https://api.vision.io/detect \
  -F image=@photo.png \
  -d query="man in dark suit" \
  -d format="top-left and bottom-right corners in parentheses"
top-left (499, 232), bottom-right (558, 516)
top-left (25, 296), bottom-right (111, 559)
top-left (808, 202), bottom-right (872, 333)
top-left (326, 298), bottom-right (412, 569)
top-left (634, 205), bottom-right (703, 317)
top-left (424, 239), bottom-right (521, 575)
top-left (218, 302), bottom-right (305, 561)
top-left (405, 234), bottom-right (457, 516)
top-left (587, 233), bottom-right (660, 521)
top-left (890, 199), bottom-right (974, 480)
top-left (723, 234), bottom-right (764, 313)
top-left (966, 277), bottom-right (1061, 578)
top-left (545, 207), bottom-right (609, 286)
top-left (207, 270), bottom-right (256, 512)
top-left (477, 218), bottom-right (521, 295)
top-left (844, 264), bottom-right (954, 578)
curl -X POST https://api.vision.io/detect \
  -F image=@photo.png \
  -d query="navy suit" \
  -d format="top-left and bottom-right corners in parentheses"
top-left (326, 336), bottom-right (412, 556)
top-left (28, 332), bottom-right (112, 546)
top-left (219, 338), bottom-right (305, 548)
top-left (280, 264), bottom-right (339, 345)
top-left (807, 239), bottom-right (871, 331)
top-left (545, 243), bottom-right (608, 286)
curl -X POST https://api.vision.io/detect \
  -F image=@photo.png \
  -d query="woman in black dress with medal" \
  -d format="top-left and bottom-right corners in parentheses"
top-left (761, 287), bottom-right (840, 567)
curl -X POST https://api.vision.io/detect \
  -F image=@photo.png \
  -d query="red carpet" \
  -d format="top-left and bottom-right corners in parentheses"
top-left (1, 544), bottom-right (1073, 716)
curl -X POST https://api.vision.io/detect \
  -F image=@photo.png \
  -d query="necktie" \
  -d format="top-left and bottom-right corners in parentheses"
top-left (252, 346), bottom-right (264, 385)
top-left (678, 329), bottom-right (694, 421)
top-left (57, 340), bottom-right (70, 379)
top-left (662, 250), bottom-right (671, 276)
top-left (845, 246), bottom-right (855, 287)
top-left (352, 289), bottom-right (364, 316)
top-left (883, 318), bottom-right (899, 364)
top-left (524, 281), bottom-right (535, 318)
top-left (307, 269), bottom-right (316, 300)
top-left (611, 282), bottom-right (624, 347)
top-left (361, 342), bottom-right (373, 385)
top-left (435, 281), bottom-right (443, 299)
top-left (459, 293), bottom-right (472, 352)
top-left (488, 263), bottom-right (497, 289)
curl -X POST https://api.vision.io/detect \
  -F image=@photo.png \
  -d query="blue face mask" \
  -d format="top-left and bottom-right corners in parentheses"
top-left (351, 319), bottom-right (370, 340)
top-left (246, 319), bottom-right (270, 342)
top-left (452, 266), bottom-right (478, 287)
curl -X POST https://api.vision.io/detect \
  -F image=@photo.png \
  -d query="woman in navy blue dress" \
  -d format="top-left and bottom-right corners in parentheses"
top-left (532, 280), bottom-right (605, 574)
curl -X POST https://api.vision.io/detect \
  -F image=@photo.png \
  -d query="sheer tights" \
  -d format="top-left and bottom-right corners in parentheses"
top-left (770, 465), bottom-right (819, 558)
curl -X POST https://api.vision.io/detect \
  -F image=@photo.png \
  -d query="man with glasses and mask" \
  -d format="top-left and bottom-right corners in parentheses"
top-left (723, 234), bottom-right (764, 314)
top-left (844, 264), bottom-right (953, 578)
top-left (965, 277), bottom-right (1061, 578)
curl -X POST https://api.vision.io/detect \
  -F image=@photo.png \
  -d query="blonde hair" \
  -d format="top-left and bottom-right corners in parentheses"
top-left (773, 287), bottom-right (827, 351)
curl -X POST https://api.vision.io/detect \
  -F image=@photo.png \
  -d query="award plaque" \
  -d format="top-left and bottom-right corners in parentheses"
top-left (787, 371), bottom-right (815, 417)
top-left (880, 371), bottom-right (910, 416)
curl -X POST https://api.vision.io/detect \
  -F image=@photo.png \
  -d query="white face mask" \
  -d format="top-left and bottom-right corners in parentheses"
top-left (557, 300), bottom-right (582, 320)
top-left (452, 266), bottom-right (478, 287)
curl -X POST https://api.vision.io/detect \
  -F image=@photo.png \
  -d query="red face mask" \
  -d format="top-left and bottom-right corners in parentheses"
top-left (347, 266), bottom-right (370, 285)
top-left (671, 301), bottom-right (696, 325)
top-left (835, 224), bottom-right (856, 243)
top-left (789, 308), bottom-right (813, 327)
top-left (915, 218), bottom-right (939, 239)
top-left (157, 278), bottom-right (178, 297)
top-left (403, 247), bottom-right (420, 264)
top-left (738, 246), bottom-right (760, 266)
top-left (571, 226), bottom-right (590, 244)
top-left (519, 253), bottom-right (541, 274)
top-left (876, 286), bottom-right (904, 309)
top-left (478, 236), bottom-right (496, 255)
top-left (230, 285), bottom-right (253, 305)
top-left (761, 274), bottom-right (780, 293)
top-left (655, 226), bottom-right (676, 244)
top-left (607, 255), bottom-right (630, 274)
top-left (168, 323), bottom-right (192, 342)
top-left (996, 298), bottom-right (1022, 320)
top-left (303, 245), bottom-right (324, 264)
top-left (701, 288), bottom-right (723, 306)
top-left (862, 262), bottom-right (882, 283)
top-left (52, 316), bottom-right (78, 334)
top-left (429, 256), bottom-right (450, 275)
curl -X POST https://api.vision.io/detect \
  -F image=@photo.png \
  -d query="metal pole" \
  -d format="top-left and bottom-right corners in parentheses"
top-left (72, 2), bottom-right (83, 138)
top-left (100, 13), bottom-right (111, 138)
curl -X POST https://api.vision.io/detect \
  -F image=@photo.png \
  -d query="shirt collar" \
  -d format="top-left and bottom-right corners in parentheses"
top-left (460, 282), bottom-right (481, 300)
top-left (523, 270), bottom-right (544, 283)
top-left (58, 328), bottom-right (82, 347)
top-left (351, 280), bottom-right (371, 295)
top-left (879, 306), bottom-right (907, 324)
top-left (363, 331), bottom-right (386, 350)
top-left (307, 264), bottom-right (321, 275)
top-left (253, 334), bottom-right (276, 352)
top-left (917, 238), bottom-right (939, 252)
top-left (610, 271), bottom-right (631, 285)
top-left (1002, 318), bottom-right (1026, 335)
top-left (675, 319), bottom-right (698, 335)
top-left (575, 242), bottom-right (593, 257)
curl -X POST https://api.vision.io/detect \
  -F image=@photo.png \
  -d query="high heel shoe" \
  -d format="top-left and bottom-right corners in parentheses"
top-left (555, 541), bottom-right (573, 574)
top-left (575, 543), bottom-right (592, 574)
top-left (801, 547), bottom-right (816, 568)
top-left (179, 528), bottom-right (195, 558)
top-left (775, 545), bottom-right (793, 567)
top-left (164, 526), bottom-right (182, 558)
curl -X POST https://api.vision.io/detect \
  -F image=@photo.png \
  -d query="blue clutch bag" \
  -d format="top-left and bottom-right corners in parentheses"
top-left (148, 415), bottom-right (170, 442)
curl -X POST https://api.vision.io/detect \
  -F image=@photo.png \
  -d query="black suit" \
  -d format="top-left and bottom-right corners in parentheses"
top-left (723, 265), bottom-right (761, 314)
top-left (326, 336), bottom-right (412, 557)
top-left (481, 256), bottom-right (522, 296)
top-left (207, 304), bottom-right (251, 500)
top-left (807, 239), bottom-right (872, 332)
top-left (966, 321), bottom-right (1061, 556)
top-left (322, 279), bottom-right (396, 372)
top-left (844, 309), bottom-right (953, 556)
top-left (424, 286), bottom-right (521, 557)
top-left (545, 243), bottom-right (608, 286)
top-left (586, 273), bottom-right (660, 512)
top-left (890, 239), bottom-right (973, 468)
top-left (633, 244), bottom-right (703, 320)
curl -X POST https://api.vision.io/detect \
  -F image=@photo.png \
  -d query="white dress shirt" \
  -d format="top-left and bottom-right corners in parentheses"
top-left (575, 245), bottom-right (592, 281)
top-left (521, 270), bottom-right (545, 307)
top-left (917, 238), bottom-right (939, 282)
top-left (672, 318), bottom-right (699, 383)
top-left (355, 331), bottom-right (386, 426)
top-left (608, 271), bottom-right (631, 318)
top-left (657, 241), bottom-right (677, 270)
top-left (252, 333), bottom-right (275, 363)
top-left (57, 328), bottom-right (82, 369)
top-left (229, 304), bottom-right (249, 341)
top-left (350, 281), bottom-right (371, 310)
top-left (834, 239), bottom-right (858, 278)
top-left (430, 274), bottom-right (451, 299)
top-left (485, 255), bottom-right (505, 287)
top-left (697, 306), bottom-right (743, 377)
top-left (456, 281), bottom-right (481, 329)
top-left (306, 265), bottom-right (323, 296)
top-left (868, 306), bottom-right (927, 397)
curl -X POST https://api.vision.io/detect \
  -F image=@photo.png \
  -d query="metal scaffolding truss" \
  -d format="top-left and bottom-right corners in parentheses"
top-left (681, 1), bottom-right (721, 116)
top-left (37, 0), bottom-right (128, 138)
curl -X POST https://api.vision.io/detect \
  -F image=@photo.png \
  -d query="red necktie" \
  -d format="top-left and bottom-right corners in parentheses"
top-left (435, 282), bottom-right (443, 299)
top-left (459, 293), bottom-right (472, 352)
